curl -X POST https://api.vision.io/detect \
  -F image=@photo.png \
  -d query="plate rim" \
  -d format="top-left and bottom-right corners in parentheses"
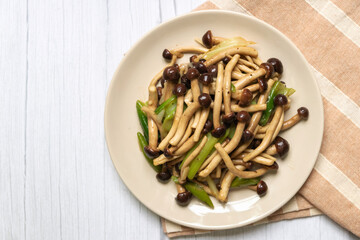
top-left (104, 9), bottom-right (324, 230)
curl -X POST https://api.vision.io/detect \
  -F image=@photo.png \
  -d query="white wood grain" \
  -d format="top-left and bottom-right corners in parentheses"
top-left (1, 0), bottom-right (359, 239)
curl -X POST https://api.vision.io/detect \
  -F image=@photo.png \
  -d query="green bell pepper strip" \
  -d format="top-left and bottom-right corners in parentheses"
top-left (155, 95), bottom-right (176, 114)
top-left (259, 81), bottom-right (295, 126)
top-left (136, 100), bottom-right (149, 142)
top-left (184, 181), bottom-right (214, 208)
top-left (180, 138), bottom-right (202, 168)
top-left (230, 177), bottom-right (260, 188)
top-left (231, 83), bottom-right (236, 93)
top-left (187, 130), bottom-right (229, 180)
top-left (162, 101), bottom-right (177, 131)
top-left (137, 132), bottom-right (161, 173)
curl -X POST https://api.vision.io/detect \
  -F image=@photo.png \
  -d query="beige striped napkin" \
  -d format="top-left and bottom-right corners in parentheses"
top-left (162, 0), bottom-right (360, 238)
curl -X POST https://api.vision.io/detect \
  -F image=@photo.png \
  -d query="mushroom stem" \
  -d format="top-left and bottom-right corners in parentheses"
top-left (213, 62), bottom-right (225, 128)
top-left (149, 55), bottom-right (177, 87)
top-left (210, 103), bottom-right (267, 112)
top-left (245, 55), bottom-right (254, 64)
top-left (252, 56), bottom-right (263, 66)
top-left (281, 114), bottom-right (301, 131)
top-left (231, 71), bottom-right (246, 80)
top-left (181, 136), bottom-right (208, 170)
top-left (224, 54), bottom-right (240, 115)
top-left (184, 89), bottom-right (193, 105)
top-left (171, 46), bottom-right (208, 58)
top-left (265, 144), bottom-right (277, 155)
top-left (218, 165), bottom-right (246, 202)
top-left (199, 139), bottom-right (230, 171)
top-left (177, 117), bottom-right (195, 148)
top-left (176, 183), bottom-right (186, 193)
top-left (173, 135), bottom-right (197, 156)
top-left (192, 110), bottom-right (201, 129)
top-left (236, 64), bottom-right (254, 73)
top-left (193, 86), bottom-right (210, 141)
top-left (158, 96), bottom-right (184, 150)
top-left (179, 166), bottom-right (190, 184)
top-left (271, 109), bottom-right (284, 142)
top-left (169, 102), bottom-right (201, 146)
top-left (258, 124), bottom-right (269, 134)
top-left (162, 81), bottom-right (175, 101)
top-left (190, 77), bottom-right (202, 129)
top-left (254, 133), bottom-right (265, 139)
top-left (215, 143), bottom-right (269, 179)
top-left (215, 165), bottom-right (222, 178)
top-left (231, 125), bottom-right (259, 158)
top-left (198, 122), bottom-right (245, 177)
top-left (246, 79), bottom-right (275, 133)
top-left (153, 154), bottom-right (180, 166)
top-left (243, 106), bottom-right (283, 162)
top-left (147, 118), bottom-right (158, 148)
top-left (141, 106), bottom-right (167, 140)
top-left (233, 68), bottom-right (266, 90)
top-left (238, 58), bottom-right (259, 69)
top-left (231, 85), bottom-right (259, 99)
top-left (204, 47), bottom-right (258, 66)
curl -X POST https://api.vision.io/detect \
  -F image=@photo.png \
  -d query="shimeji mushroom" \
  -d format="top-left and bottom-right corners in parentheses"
top-left (265, 136), bottom-right (290, 157)
top-left (210, 103), bottom-right (267, 113)
top-left (238, 58), bottom-right (259, 69)
top-left (281, 107), bottom-right (309, 131)
top-left (222, 54), bottom-right (240, 125)
top-left (193, 73), bottom-right (213, 141)
top-left (201, 30), bottom-right (226, 49)
top-left (247, 180), bottom-right (268, 196)
top-left (231, 126), bottom-right (260, 158)
top-left (243, 94), bottom-right (287, 162)
top-left (198, 116), bottom-right (247, 178)
top-left (199, 139), bottom-right (230, 171)
top-left (218, 165), bottom-right (246, 202)
top-left (204, 47), bottom-right (258, 66)
top-left (211, 62), bottom-right (226, 138)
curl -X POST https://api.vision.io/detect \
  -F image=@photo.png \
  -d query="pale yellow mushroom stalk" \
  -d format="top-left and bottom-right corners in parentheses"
top-left (190, 77), bottom-right (202, 129)
top-left (231, 125), bottom-right (259, 158)
top-left (215, 143), bottom-right (270, 179)
top-left (158, 96), bottom-right (184, 151)
top-left (213, 62), bottom-right (224, 128)
top-left (233, 68), bottom-right (266, 90)
top-left (153, 154), bottom-right (180, 166)
top-left (224, 54), bottom-right (240, 115)
top-left (193, 85), bottom-right (211, 141)
top-left (198, 122), bottom-right (245, 177)
top-left (170, 46), bottom-right (208, 58)
top-left (212, 103), bottom-right (267, 113)
top-left (169, 102), bottom-right (201, 146)
top-left (199, 139), bottom-right (230, 171)
top-left (204, 47), bottom-right (258, 66)
top-left (218, 165), bottom-right (246, 202)
top-left (238, 58), bottom-right (259, 69)
top-left (243, 106), bottom-right (283, 162)
top-left (141, 106), bottom-right (167, 140)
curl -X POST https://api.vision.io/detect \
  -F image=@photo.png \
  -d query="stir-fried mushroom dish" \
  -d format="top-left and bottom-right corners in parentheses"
top-left (136, 31), bottom-right (309, 208)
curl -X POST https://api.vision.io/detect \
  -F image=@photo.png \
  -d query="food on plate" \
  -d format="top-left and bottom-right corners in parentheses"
top-left (136, 30), bottom-right (309, 208)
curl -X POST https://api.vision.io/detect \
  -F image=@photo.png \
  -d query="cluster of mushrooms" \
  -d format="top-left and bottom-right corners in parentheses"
top-left (140, 30), bottom-right (309, 207)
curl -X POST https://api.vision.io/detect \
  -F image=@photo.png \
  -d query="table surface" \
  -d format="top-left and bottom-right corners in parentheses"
top-left (1, 0), bottom-right (358, 239)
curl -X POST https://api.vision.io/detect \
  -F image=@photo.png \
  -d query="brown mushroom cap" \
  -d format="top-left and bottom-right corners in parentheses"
top-left (173, 83), bottom-right (187, 96)
top-left (175, 191), bottom-right (192, 206)
top-left (186, 68), bottom-right (200, 80)
top-left (274, 136), bottom-right (289, 157)
top-left (259, 62), bottom-right (274, 80)
top-left (242, 129), bottom-right (254, 142)
top-left (274, 94), bottom-right (288, 106)
top-left (222, 56), bottom-right (231, 65)
top-left (222, 112), bottom-right (236, 124)
top-left (163, 66), bottom-right (180, 83)
top-left (258, 78), bottom-right (268, 93)
top-left (207, 65), bottom-right (218, 77)
top-left (256, 180), bottom-right (268, 196)
top-left (194, 62), bottom-right (208, 74)
top-left (156, 167), bottom-right (171, 183)
top-left (236, 111), bottom-right (251, 123)
top-left (162, 49), bottom-right (173, 60)
top-left (202, 30), bottom-right (213, 49)
top-left (144, 146), bottom-right (160, 158)
top-left (198, 93), bottom-right (212, 108)
top-left (180, 75), bottom-right (191, 89)
top-left (267, 58), bottom-right (283, 74)
top-left (198, 73), bottom-right (213, 86)
top-left (163, 148), bottom-right (173, 158)
top-left (211, 126), bottom-right (226, 138)
top-left (202, 119), bottom-right (213, 134)
top-left (297, 107), bottom-right (309, 120)
top-left (239, 88), bottom-right (253, 106)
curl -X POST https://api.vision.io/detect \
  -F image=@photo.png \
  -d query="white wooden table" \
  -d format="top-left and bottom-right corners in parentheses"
top-left (1, 0), bottom-right (358, 239)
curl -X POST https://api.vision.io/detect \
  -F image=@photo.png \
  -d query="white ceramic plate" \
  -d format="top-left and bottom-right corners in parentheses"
top-left (105, 10), bottom-right (324, 230)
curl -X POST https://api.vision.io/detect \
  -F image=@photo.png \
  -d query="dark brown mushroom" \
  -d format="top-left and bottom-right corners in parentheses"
top-left (267, 58), bottom-right (283, 74)
top-left (239, 88), bottom-right (253, 106)
top-left (202, 30), bottom-right (213, 49)
top-left (180, 75), bottom-right (191, 89)
top-left (211, 126), bottom-right (226, 138)
top-left (193, 62), bottom-right (208, 74)
top-left (198, 73), bottom-right (213, 86)
top-left (198, 93), bottom-right (212, 108)
top-left (258, 78), bottom-right (268, 93)
top-left (236, 111), bottom-right (251, 123)
top-left (156, 166), bottom-right (171, 183)
top-left (274, 136), bottom-right (289, 157)
top-left (157, 87), bottom-right (162, 100)
top-left (163, 147), bottom-right (173, 158)
top-left (222, 56), bottom-right (231, 65)
top-left (207, 64), bottom-right (218, 77)
top-left (256, 180), bottom-right (268, 196)
top-left (163, 66), bottom-right (180, 83)
top-left (259, 62), bottom-right (274, 80)
top-left (144, 146), bottom-right (160, 158)
top-left (162, 49), bottom-right (173, 60)
top-left (242, 129), bottom-right (254, 142)
top-left (175, 191), bottom-right (192, 206)
top-left (298, 107), bottom-right (309, 120)
top-left (202, 119), bottom-right (213, 134)
top-left (186, 68), bottom-right (200, 80)
top-left (189, 55), bottom-right (197, 63)
top-left (274, 94), bottom-right (288, 106)
top-left (222, 112), bottom-right (236, 124)
top-left (173, 83), bottom-right (187, 96)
